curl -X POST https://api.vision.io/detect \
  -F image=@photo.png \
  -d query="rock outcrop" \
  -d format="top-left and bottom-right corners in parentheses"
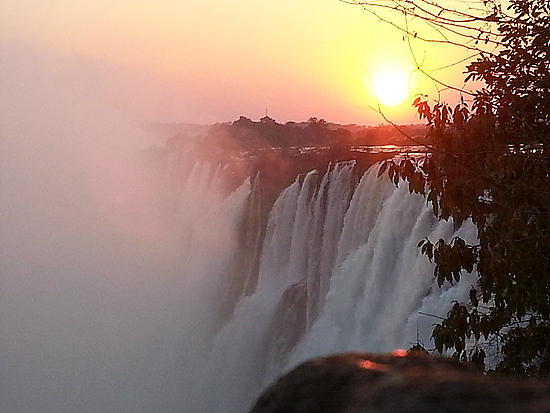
top-left (249, 351), bottom-right (550, 413)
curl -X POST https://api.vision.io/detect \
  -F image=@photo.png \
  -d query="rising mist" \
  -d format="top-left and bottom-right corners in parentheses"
top-left (0, 44), bottom-right (248, 413)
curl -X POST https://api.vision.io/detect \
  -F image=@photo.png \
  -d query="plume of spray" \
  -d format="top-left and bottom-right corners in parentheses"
top-left (0, 42), bottom-right (478, 413)
top-left (0, 44), bottom-right (249, 413)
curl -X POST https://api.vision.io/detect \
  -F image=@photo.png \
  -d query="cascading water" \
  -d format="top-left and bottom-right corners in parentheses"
top-left (197, 159), bottom-right (477, 413)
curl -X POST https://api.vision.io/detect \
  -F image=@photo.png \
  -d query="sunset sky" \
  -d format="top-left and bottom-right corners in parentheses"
top-left (1, 0), bottom-right (475, 125)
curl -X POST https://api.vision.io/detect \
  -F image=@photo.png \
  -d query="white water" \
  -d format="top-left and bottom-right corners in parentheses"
top-left (197, 162), bottom-right (477, 413)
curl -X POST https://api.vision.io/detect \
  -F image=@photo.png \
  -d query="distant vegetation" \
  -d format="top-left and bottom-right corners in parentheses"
top-left (147, 116), bottom-right (423, 206)
top-left (145, 117), bottom-right (427, 201)
top-left (154, 116), bottom-right (428, 154)
top-left (206, 116), bottom-right (427, 148)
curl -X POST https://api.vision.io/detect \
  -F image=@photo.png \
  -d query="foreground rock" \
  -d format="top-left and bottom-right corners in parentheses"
top-left (249, 351), bottom-right (550, 413)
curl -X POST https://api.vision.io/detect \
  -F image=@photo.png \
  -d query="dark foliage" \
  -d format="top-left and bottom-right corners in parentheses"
top-left (379, 0), bottom-right (550, 376)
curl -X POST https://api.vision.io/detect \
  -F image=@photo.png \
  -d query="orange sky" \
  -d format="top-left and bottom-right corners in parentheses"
top-left (1, 0), bottom-right (476, 125)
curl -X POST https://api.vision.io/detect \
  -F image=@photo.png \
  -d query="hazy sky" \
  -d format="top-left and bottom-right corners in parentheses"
top-left (1, 0), bottom-right (472, 125)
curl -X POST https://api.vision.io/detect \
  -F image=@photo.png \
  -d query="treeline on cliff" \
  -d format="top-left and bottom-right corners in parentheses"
top-left (164, 116), bottom-right (427, 154)
top-left (155, 116), bottom-right (424, 202)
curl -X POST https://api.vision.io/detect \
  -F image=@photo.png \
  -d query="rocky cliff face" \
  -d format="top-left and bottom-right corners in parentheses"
top-left (250, 352), bottom-right (550, 413)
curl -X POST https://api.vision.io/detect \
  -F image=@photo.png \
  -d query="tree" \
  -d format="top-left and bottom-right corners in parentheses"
top-left (353, 0), bottom-right (550, 376)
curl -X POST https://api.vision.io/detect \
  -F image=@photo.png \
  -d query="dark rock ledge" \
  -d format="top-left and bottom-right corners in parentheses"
top-left (249, 351), bottom-right (550, 413)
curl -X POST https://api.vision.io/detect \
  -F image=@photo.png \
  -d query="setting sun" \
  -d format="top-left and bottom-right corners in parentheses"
top-left (371, 69), bottom-right (410, 107)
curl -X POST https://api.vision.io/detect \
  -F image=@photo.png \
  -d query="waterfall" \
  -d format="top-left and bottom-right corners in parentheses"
top-left (197, 160), bottom-right (477, 413)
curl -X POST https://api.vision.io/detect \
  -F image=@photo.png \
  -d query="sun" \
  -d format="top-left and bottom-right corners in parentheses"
top-left (370, 69), bottom-right (410, 107)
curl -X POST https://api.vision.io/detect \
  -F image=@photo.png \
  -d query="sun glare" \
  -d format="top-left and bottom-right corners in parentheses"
top-left (370, 69), bottom-right (410, 107)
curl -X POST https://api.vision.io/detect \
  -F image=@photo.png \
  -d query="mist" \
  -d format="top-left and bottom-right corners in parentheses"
top-left (0, 43), bottom-right (247, 413)
top-left (0, 40), bottom-right (476, 413)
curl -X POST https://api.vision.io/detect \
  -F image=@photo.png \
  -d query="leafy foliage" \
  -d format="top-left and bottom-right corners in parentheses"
top-left (379, 0), bottom-right (550, 376)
